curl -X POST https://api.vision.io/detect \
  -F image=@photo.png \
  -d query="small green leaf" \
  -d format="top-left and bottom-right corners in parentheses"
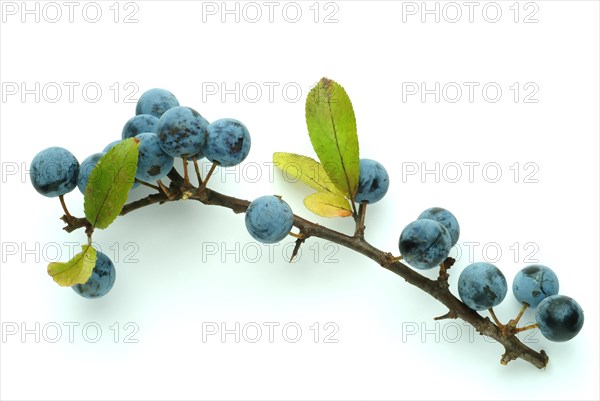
top-left (48, 245), bottom-right (97, 287)
top-left (84, 138), bottom-right (139, 229)
top-left (304, 192), bottom-right (353, 218)
top-left (273, 152), bottom-right (344, 195)
top-left (305, 77), bottom-right (359, 200)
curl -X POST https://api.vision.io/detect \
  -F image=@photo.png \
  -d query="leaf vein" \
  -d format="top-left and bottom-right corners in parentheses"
top-left (325, 92), bottom-right (354, 204)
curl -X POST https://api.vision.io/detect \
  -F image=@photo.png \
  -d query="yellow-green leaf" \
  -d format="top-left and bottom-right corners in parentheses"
top-left (48, 245), bottom-right (96, 287)
top-left (304, 192), bottom-right (353, 218)
top-left (273, 152), bottom-right (344, 195)
top-left (84, 138), bottom-right (139, 229)
top-left (305, 77), bottom-right (359, 200)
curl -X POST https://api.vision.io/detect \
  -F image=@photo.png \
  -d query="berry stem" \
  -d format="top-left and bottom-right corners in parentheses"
top-left (198, 161), bottom-right (218, 192)
top-left (157, 180), bottom-right (176, 200)
top-left (513, 303), bottom-right (529, 325)
top-left (182, 157), bottom-right (190, 187)
top-left (135, 179), bottom-right (161, 191)
top-left (58, 195), bottom-right (74, 223)
top-left (515, 323), bottom-right (539, 333)
top-left (193, 157), bottom-right (203, 186)
top-left (488, 308), bottom-right (505, 329)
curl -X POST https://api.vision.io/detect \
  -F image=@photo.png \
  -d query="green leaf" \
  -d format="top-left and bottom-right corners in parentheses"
top-left (273, 152), bottom-right (344, 196)
top-left (84, 138), bottom-right (139, 229)
top-left (304, 192), bottom-right (353, 218)
top-left (48, 245), bottom-right (97, 287)
top-left (305, 77), bottom-right (359, 200)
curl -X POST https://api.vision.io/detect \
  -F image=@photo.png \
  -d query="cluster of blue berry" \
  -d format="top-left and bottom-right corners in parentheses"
top-left (397, 207), bottom-right (583, 343)
top-left (31, 88), bottom-right (252, 298)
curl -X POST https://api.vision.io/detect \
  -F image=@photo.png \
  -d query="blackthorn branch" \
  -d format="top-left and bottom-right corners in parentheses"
top-left (61, 167), bottom-right (549, 369)
top-left (38, 82), bottom-right (578, 368)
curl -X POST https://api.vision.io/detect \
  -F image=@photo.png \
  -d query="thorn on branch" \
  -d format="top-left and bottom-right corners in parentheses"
top-left (289, 236), bottom-right (307, 263)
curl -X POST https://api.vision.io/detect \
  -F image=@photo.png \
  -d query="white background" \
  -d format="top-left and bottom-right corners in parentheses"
top-left (1, 1), bottom-right (599, 400)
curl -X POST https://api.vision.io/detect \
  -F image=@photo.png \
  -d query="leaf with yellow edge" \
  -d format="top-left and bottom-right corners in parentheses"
top-left (273, 152), bottom-right (343, 195)
top-left (304, 192), bottom-right (353, 218)
top-left (48, 245), bottom-right (96, 287)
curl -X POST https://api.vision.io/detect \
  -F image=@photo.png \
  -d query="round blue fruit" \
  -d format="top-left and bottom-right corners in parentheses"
top-left (512, 264), bottom-right (559, 307)
top-left (135, 132), bottom-right (175, 182)
top-left (72, 251), bottom-right (116, 299)
top-left (31, 147), bottom-right (79, 197)
top-left (136, 88), bottom-right (179, 118)
top-left (417, 207), bottom-right (460, 246)
top-left (157, 106), bottom-right (209, 158)
top-left (355, 159), bottom-right (390, 204)
top-left (203, 118), bottom-right (251, 167)
top-left (122, 114), bottom-right (159, 139)
top-left (458, 262), bottom-right (507, 311)
top-left (398, 219), bottom-right (452, 269)
top-left (77, 152), bottom-right (105, 194)
top-left (245, 196), bottom-right (294, 244)
top-left (536, 295), bottom-right (584, 342)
